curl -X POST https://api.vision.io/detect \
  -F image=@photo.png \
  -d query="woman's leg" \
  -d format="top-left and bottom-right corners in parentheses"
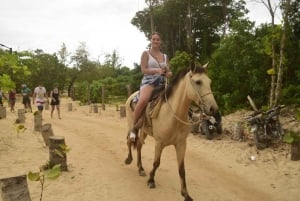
top-left (130, 85), bottom-right (153, 140)
top-left (51, 105), bottom-right (55, 118)
top-left (57, 105), bottom-right (61, 119)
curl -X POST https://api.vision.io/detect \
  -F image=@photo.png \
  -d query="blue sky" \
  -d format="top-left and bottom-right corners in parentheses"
top-left (0, 0), bottom-right (281, 68)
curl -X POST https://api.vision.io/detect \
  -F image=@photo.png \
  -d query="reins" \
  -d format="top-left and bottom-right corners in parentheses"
top-left (164, 75), bottom-right (212, 126)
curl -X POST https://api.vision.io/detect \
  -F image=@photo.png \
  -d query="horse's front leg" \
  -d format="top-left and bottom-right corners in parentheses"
top-left (147, 143), bottom-right (163, 188)
top-left (175, 143), bottom-right (193, 201)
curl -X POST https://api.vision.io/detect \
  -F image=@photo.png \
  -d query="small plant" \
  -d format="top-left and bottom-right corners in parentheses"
top-left (14, 124), bottom-right (27, 137)
top-left (28, 164), bottom-right (61, 201)
top-left (54, 144), bottom-right (70, 158)
top-left (33, 111), bottom-right (40, 116)
top-left (283, 131), bottom-right (300, 144)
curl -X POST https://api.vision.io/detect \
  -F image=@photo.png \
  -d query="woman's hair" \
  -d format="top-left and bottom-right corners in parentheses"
top-left (151, 31), bottom-right (161, 38)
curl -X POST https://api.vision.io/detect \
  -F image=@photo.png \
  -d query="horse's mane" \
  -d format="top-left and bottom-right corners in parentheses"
top-left (162, 65), bottom-right (207, 102)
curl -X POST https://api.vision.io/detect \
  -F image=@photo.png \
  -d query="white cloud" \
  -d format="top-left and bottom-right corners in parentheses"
top-left (0, 0), bottom-right (148, 67)
top-left (1, 0), bottom-right (282, 67)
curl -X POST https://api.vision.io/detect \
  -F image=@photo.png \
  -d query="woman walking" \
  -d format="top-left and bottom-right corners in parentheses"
top-left (50, 87), bottom-right (61, 119)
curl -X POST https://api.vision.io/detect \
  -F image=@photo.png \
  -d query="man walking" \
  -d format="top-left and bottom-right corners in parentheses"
top-left (33, 83), bottom-right (48, 114)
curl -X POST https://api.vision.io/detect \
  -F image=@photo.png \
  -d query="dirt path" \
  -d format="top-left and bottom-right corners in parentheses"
top-left (0, 99), bottom-right (299, 201)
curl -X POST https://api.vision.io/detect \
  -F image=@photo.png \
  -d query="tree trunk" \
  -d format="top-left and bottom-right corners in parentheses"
top-left (291, 141), bottom-right (300, 161)
top-left (67, 103), bottom-right (72, 111)
top-left (101, 86), bottom-right (105, 111)
top-left (275, 0), bottom-right (290, 105)
top-left (232, 121), bottom-right (244, 141)
top-left (0, 106), bottom-right (6, 119)
top-left (34, 112), bottom-right (42, 132)
top-left (49, 136), bottom-right (68, 171)
top-left (93, 104), bottom-right (98, 113)
top-left (17, 109), bottom-right (26, 123)
top-left (41, 123), bottom-right (54, 146)
top-left (0, 175), bottom-right (31, 201)
top-left (120, 105), bottom-right (126, 118)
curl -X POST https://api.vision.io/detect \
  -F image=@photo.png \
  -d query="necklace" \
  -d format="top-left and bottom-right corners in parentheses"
top-left (150, 49), bottom-right (162, 60)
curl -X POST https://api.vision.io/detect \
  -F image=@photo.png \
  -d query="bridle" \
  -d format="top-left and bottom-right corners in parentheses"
top-left (164, 75), bottom-right (213, 126)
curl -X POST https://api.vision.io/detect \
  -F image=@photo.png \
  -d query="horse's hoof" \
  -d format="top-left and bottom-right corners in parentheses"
top-left (184, 195), bottom-right (193, 201)
top-left (124, 157), bottom-right (132, 165)
top-left (139, 170), bottom-right (146, 176)
top-left (147, 181), bottom-right (156, 189)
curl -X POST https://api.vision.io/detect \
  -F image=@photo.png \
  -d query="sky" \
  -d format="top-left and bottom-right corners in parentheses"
top-left (0, 0), bottom-right (281, 68)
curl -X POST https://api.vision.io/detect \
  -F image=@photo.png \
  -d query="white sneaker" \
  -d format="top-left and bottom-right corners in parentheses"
top-left (129, 131), bottom-right (136, 142)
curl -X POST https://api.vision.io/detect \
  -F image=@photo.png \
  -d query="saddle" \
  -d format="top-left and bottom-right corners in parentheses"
top-left (130, 86), bottom-right (165, 142)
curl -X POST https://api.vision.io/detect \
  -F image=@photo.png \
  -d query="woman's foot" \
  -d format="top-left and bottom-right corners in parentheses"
top-left (129, 131), bottom-right (136, 142)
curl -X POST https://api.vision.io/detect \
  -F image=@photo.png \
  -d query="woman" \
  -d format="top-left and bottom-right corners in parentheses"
top-left (50, 87), bottom-right (61, 119)
top-left (130, 32), bottom-right (172, 141)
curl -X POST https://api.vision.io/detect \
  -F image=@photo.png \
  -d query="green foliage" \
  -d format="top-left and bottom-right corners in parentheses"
top-left (28, 164), bottom-right (61, 181)
top-left (169, 51), bottom-right (192, 77)
top-left (14, 124), bottom-right (26, 137)
top-left (28, 164), bottom-right (61, 201)
top-left (281, 85), bottom-right (300, 106)
top-left (54, 144), bottom-right (70, 158)
top-left (0, 74), bottom-right (15, 91)
top-left (283, 131), bottom-right (300, 144)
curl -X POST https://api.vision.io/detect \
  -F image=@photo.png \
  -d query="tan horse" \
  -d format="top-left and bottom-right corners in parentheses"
top-left (124, 64), bottom-right (218, 201)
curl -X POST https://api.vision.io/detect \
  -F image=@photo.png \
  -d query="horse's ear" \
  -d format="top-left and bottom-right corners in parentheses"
top-left (203, 62), bottom-right (209, 69)
top-left (190, 61), bottom-right (196, 72)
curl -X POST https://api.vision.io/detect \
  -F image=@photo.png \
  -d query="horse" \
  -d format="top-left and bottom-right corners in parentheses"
top-left (124, 63), bottom-right (219, 201)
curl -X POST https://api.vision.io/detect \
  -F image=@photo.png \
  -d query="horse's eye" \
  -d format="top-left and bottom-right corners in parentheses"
top-left (195, 80), bottom-right (202, 85)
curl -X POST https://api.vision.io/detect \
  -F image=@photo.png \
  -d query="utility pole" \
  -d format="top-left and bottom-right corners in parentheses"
top-left (0, 43), bottom-right (12, 54)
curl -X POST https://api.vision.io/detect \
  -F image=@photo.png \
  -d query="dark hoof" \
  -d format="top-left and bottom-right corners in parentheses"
top-left (139, 170), bottom-right (146, 176)
top-left (124, 157), bottom-right (132, 165)
top-left (184, 196), bottom-right (193, 201)
top-left (147, 180), bottom-right (156, 188)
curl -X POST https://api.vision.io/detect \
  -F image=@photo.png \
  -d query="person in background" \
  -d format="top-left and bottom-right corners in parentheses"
top-left (21, 84), bottom-right (32, 112)
top-left (33, 83), bottom-right (48, 114)
top-left (50, 86), bottom-right (61, 119)
top-left (8, 88), bottom-right (16, 112)
top-left (129, 32), bottom-right (172, 142)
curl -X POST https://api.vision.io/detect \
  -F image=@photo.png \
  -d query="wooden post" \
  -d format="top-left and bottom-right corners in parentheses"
top-left (232, 121), bottom-right (244, 141)
top-left (0, 174), bottom-right (31, 201)
top-left (67, 103), bottom-right (72, 111)
top-left (41, 123), bottom-right (54, 146)
top-left (49, 136), bottom-right (68, 171)
top-left (0, 106), bottom-right (6, 119)
top-left (17, 109), bottom-right (26, 123)
top-left (120, 105), bottom-right (126, 118)
top-left (291, 141), bottom-right (300, 161)
top-left (33, 112), bottom-right (42, 132)
top-left (101, 86), bottom-right (105, 110)
top-left (93, 104), bottom-right (98, 113)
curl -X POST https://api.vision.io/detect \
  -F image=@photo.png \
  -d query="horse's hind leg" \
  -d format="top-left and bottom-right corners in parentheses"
top-left (175, 143), bottom-right (193, 201)
top-left (124, 133), bottom-right (133, 165)
top-left (147, 143), bottom-right (163, 188)
top-left (136, 139), bottom-right (146, 176)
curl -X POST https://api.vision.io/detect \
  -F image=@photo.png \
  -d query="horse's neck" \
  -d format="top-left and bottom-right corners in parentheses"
top-left (164, 78), bottom-right (191, 118)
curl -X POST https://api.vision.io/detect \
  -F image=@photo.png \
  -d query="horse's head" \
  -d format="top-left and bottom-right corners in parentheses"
top-left (185, 63), bottom-right (218, 115)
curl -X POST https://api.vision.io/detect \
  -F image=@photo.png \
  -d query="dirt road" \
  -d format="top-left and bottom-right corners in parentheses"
top-left (0, 100), bottom-right (299, 201)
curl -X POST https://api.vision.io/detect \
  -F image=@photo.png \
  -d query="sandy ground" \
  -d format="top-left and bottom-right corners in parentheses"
top-left (0, 98), bottom-right (299, 201)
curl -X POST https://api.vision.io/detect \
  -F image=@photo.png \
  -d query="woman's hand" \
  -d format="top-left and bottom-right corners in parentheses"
top-left (165, 71), bottom-right (172, 78)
